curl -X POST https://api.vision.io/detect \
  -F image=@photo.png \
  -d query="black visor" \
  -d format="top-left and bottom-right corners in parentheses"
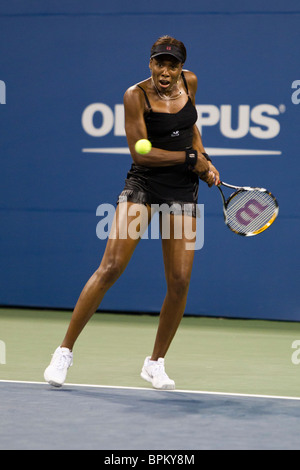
top-left (150, 44), bottom-right (185, 63)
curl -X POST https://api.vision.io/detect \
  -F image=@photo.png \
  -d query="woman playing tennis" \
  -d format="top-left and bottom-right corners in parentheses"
top-left (44, 35), bottom-right (220, 390)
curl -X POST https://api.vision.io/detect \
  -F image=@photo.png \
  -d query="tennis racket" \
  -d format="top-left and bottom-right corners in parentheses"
top-left (217, 181), bottom-right (279, 236)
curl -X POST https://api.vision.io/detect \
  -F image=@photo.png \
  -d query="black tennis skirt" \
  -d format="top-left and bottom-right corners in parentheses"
top-left (117, 163), bottom-right (200, 218)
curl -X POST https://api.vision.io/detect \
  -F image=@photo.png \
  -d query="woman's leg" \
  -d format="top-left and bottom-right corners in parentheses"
top-left (150, 213), bottom-right (196, 360)
top-left (61, 202), bottom-right (152, 350)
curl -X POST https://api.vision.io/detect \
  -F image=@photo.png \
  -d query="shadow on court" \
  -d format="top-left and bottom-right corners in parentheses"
top-left (1, 382), bottom-right (300, 450)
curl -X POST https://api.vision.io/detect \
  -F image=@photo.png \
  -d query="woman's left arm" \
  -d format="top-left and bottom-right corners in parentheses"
top-left (192, 124), bottom-right (220, 186)
top-left (186, 71), bottom-right (220, 186)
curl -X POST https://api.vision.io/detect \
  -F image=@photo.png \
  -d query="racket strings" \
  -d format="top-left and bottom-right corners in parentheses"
top-left (226, 190), bottom-right (278, 235)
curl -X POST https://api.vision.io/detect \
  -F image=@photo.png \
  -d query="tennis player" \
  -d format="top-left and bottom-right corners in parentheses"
top-left (44, 36), bottom-right (220, 390)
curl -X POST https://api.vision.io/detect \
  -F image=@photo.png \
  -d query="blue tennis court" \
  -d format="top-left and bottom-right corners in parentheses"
top-left (1, 380), bottom-right (300, 450)
top-left (1, 309), bottom-right (300, 450)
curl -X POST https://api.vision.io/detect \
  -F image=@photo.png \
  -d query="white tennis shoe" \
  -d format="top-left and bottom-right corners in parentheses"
top-left (44, 346), bottom-right (73, 387)
top-left (141, 356), bottom-right (175, 390)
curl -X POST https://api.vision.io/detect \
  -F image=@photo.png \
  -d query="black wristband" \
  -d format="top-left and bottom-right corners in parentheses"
top-left (202, 152), bottom-right (212, 163)
top-left (185, 149), bottom-right (198, 168)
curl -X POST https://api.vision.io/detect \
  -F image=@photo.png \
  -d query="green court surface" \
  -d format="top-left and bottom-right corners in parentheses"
top-left (1, 308), bottom-right (300, 398)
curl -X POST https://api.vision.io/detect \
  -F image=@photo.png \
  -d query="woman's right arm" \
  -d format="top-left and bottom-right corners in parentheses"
top-left (124, 86), bottom-right (187, 167)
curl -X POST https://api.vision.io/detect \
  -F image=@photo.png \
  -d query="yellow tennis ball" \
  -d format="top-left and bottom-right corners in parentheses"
top-left (135, 139), bottom-right (152, 155)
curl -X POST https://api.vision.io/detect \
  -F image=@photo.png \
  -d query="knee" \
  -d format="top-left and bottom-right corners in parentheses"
top-left (166, 270), bottom-right (191, 299)
top-left (95, 259), bottom-right (124, 288)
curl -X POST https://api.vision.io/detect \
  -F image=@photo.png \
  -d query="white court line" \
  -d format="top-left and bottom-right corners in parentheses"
top-left (1, 379), bottom-right (300, 401)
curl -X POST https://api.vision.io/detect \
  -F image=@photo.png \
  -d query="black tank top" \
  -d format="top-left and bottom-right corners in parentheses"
top-left (137, 72), bottom-right (198, 151)
top-left (123, 73), bottom-right (199, 204)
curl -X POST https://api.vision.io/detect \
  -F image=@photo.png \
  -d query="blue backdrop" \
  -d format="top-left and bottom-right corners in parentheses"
top-left (0, 1), bottom-right (299, 320)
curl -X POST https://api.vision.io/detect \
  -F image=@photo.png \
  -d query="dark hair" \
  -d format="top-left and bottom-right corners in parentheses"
top-left (150, 35), bottom-right (187, 64)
